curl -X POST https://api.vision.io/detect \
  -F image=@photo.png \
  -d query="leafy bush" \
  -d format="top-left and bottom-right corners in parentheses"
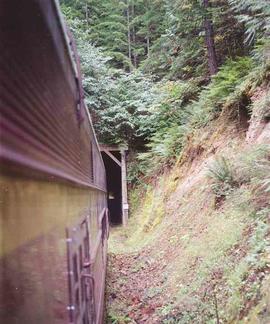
top-left (127, 154), bottom-right (149, 186)
top-left (94, 71), bottom-right (159, 146)
top-left (135, 56), bottom-right (265, 178)
top-left (144, 80), bottom-right (200, 135)
top-left (133, 80), bottom-right (200, 175)
top-left (233, 146), bottom-right (270, 184)
top-left (252, 39), bottom-right (270, 67)
top-left (142, 124), bottom-right (188, 164)
top-left (189, 57), bottom-right (253, 127)
top-left (208, 58), bottom-right (252, 103)
top-left (208, 146), bottom-right (270, 207)
top-left (62, 4), bottom-right (160, 147)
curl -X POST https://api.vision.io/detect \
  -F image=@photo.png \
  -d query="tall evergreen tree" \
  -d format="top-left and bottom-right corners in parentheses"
top-left (88, 0), bottom-right (132, 69)
top-left (203, 0), bottom-right (218, 75)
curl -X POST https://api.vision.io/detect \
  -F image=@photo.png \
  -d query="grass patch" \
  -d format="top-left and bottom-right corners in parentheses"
top-left (106, 313), bottom-right (133, 324)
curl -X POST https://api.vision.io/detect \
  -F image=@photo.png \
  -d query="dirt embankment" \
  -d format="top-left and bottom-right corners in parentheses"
top-left (106, 92), bottom-right (270, 324)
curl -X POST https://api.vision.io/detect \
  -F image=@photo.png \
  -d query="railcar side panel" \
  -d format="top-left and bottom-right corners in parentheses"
top-left (0, 0), bottom-right (108, 323)
top-left (0, 175), bottom-right (106, 323)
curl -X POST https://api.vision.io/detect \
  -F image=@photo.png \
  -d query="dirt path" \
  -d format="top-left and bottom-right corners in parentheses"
top-left (106, 247), bottom-right (168, 323)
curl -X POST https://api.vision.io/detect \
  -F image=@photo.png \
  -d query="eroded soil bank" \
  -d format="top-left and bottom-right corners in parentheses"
top-left (106, 107), bottom-right (270, 323)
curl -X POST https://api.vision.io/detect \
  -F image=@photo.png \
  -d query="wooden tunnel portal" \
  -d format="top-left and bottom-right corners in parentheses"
top-left (100, 145), bottom-right (129, 226)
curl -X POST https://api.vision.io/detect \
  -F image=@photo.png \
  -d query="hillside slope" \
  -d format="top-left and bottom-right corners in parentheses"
top-left (106, 88), bottom-right (270, 323)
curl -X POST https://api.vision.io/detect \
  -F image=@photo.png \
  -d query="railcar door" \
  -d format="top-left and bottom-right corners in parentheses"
top-left (66, 216), bottom-right (95, 324)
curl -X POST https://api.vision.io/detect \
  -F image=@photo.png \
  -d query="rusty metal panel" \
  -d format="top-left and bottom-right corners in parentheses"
top-left (0, 0), bottom-right (106, 191)
top-left (0, 0), bottom-right (108, 323)
top-left (0, 174), bottom-right (108, 324)
top-left (66, 216), bottom-right (95, 324)
top-left (66, 209), bottom-right (109, 324)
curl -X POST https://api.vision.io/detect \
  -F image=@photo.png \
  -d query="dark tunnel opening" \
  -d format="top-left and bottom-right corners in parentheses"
top-left (102, 151), bottom-right (122, 225)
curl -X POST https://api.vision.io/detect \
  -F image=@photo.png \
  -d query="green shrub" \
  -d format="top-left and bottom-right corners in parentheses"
top-left (228, 0), bottom-right (270, 44)
top-left (131, 53), bottom-right (268, 179)
top-left (147, 80), bottom-right (200, 135)
top-left (127, 154), bottom-right (150, 186)
top-left (234, 145), bottom-right (269, 184)
top-left (208, 157), bottom-right (238, 200)
top-left (208, 146), bottom-right (270, 207)
top-left (189, 57), bottom-right (253, 127)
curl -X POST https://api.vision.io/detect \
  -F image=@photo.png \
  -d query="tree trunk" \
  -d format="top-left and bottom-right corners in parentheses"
top-left (126, 2), bottom-right (132, 70)
top-left (85, 4), bottom-right (89, 27)
top-left (132, 3), bottom-right (137, 68)
top-left (146, 31), bottom-right (150, 58)
top-left (203, 0), bottom-right (218, 76)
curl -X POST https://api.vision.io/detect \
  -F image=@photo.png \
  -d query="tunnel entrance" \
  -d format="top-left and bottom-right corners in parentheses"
top-left (102, 151), bottom-right (122, 225)
top-left (100, 145), bottom-right (128, 226)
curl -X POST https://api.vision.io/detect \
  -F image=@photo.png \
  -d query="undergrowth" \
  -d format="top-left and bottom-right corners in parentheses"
top-left (208, 145), bottom-right (270, 209)
top-left (109, 142), bottom-right (270, 322)
top-left (128, 43), bottom-right (270, 184)
top-left (157, 147), bottom-right (270, 323)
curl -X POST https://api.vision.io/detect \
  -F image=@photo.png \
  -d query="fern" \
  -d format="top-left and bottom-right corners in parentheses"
top-left (188, 57), bottom-right (253, 127)
top-left (208, 157), bottom-right (236, 184)
top-left (208, 156), bottom-right (238, 201)
top-left (228, 0), bottom-right (270, 44)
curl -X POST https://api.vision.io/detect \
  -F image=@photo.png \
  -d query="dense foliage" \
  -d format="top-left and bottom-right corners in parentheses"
top-left (61, 0), bottom-right (270, 180)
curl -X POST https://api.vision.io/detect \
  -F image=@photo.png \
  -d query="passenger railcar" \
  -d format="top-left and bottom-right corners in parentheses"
top-left (0, 1), bottom-right (108, 323)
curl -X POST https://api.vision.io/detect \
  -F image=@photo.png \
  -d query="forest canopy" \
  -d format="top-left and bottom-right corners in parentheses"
top-left (61, 0), bottom-right (270, 178)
